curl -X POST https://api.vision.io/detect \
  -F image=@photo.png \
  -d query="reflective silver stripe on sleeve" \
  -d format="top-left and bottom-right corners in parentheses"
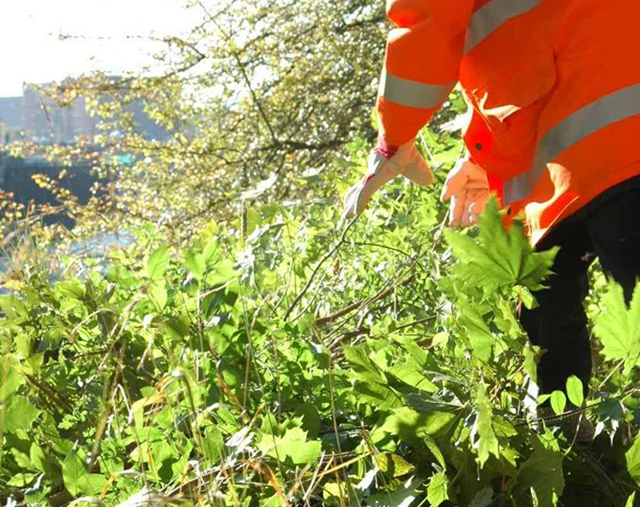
top-left (504, 83), bottom-right (640, 204)
top-left (379, 72), bottom-right (455, 109)
top-left (465, 0), bottom-right (543, 54)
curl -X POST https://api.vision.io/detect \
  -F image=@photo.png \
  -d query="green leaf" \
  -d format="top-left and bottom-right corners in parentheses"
top-left (148, 281), bottom-right (168, 311)
top-left (550, 391), bottom-right (567, 416)
top-left (626, 433), bottom-right (640, 485)
top-left (3, 395), bottom-right (41, 432)
top-left (62, 450), bottom-right (105, 497)
top-left (426, 471), bottom-right (449, 507)
top-left (7, 473), bottom-right (37, 487)
top-left (202, 426), bottom-right (225, 464)
top-left (445, 198), bottom-right (557, 293)
top-left (460, 305), bottom-right (494, 362)
top-left (513, 434), bottom-right (564, 506)
top-left (185, 250), bottom-right (206, 280)
top-left (0, 354), bottom-right (24, 403)
top-left (379, 407), bottom-right (458, 444)
top-left (469, 487), bottom-right (494, 507)
top-left (294, 402), bottom-right (321, 438)
top-left (375, 453), bottom-right (415, 478)
top-left (625, 492), bottom-right (636, 507)
top-left (257, 427), bottom-right (322, 465)
top-left (366, 476), bottom-right (419, 507)
top-left (56, 280), bottom-right (86, 300)
top-left (474, 384), bottom-right (500, 467)
top-left (145, 245), bottom-right (170, 279)
top-left (30, 443), bottom-right (46, 473)
top-left (344, 345), bottom-right (402, 410)
top-left (593, 281), bottom-right (640, 373)
top-left (62, 451), bottom-right (87, 496)
top-left (565, 376), bottom-right (584, 407)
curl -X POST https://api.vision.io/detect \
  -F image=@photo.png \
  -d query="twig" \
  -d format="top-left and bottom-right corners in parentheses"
top-left (284, 215), bottom-right (359, 320)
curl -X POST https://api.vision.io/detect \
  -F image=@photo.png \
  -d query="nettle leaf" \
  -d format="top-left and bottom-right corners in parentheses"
top-left (145, 245), bottom-right (171, 279)
top-left (445, 198), bottom-right (557, 293)
top-left (626, 433), bottom-right (640, 485)
top-left (593, 281), bottom-right (640, 373)
top-left (426, 471), bottom-right (449, 507)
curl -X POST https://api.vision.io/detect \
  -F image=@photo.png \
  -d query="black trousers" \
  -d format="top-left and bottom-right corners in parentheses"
top-left (519, 178), bottom-right (640, 395)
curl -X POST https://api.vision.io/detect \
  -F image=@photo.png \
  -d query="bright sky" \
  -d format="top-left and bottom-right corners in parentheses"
top-left (0, 0), bottom-right (200, 97)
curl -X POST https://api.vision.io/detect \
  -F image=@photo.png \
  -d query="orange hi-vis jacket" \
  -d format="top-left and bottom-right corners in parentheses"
top-left (378, 0), bottom-right (640, 244)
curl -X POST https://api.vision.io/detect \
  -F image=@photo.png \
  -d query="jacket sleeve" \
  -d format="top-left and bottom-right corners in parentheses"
top-left (377, 0), bottom-right (475, 146)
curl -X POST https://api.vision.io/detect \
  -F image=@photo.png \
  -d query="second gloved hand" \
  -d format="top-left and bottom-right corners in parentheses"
top-left (441, 158), bottom-right (490, 227)
top-left (343, 141), bottom-right (433, 220)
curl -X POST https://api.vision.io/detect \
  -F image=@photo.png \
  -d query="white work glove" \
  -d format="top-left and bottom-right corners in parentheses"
top-left (343, 142), bottom-right (433, 220)
top-left (440, 158), bottom-right (490, 227)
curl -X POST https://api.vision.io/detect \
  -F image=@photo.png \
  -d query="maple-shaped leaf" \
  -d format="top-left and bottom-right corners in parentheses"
top-left (472, 383), bottom-right (500, 467)
top-left (592, 281), bottom-right (640, 374)
top-left (445, 198), bottom-right (557, 294)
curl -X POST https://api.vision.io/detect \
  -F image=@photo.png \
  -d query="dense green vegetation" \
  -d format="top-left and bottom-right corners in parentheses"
top-left (1, 1), bottom-right (640, 506)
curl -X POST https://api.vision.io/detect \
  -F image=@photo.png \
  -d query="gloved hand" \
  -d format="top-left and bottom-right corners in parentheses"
top-left (440, 158), bottom-right (490, 227)
top-left (343, 141), bottom-right (433, 220)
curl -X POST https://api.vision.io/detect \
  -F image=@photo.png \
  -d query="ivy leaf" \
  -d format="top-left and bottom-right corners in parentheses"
top-left (445, 198), bottom-right (557, 293)
top-left (626, 433), bottom-right (640, 485)
top-left (145, 245), bottom-right (170, 279)
top-left (426, 471), bottom-right (449, 507)
top-left (565, 376), bottom-right (584, 407)
top-left (592, 282), bottom-right (640, 373)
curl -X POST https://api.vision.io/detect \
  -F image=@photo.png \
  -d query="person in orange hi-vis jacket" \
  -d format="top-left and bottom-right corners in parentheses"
top-left (344, 0), bottom-right (640, 440)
